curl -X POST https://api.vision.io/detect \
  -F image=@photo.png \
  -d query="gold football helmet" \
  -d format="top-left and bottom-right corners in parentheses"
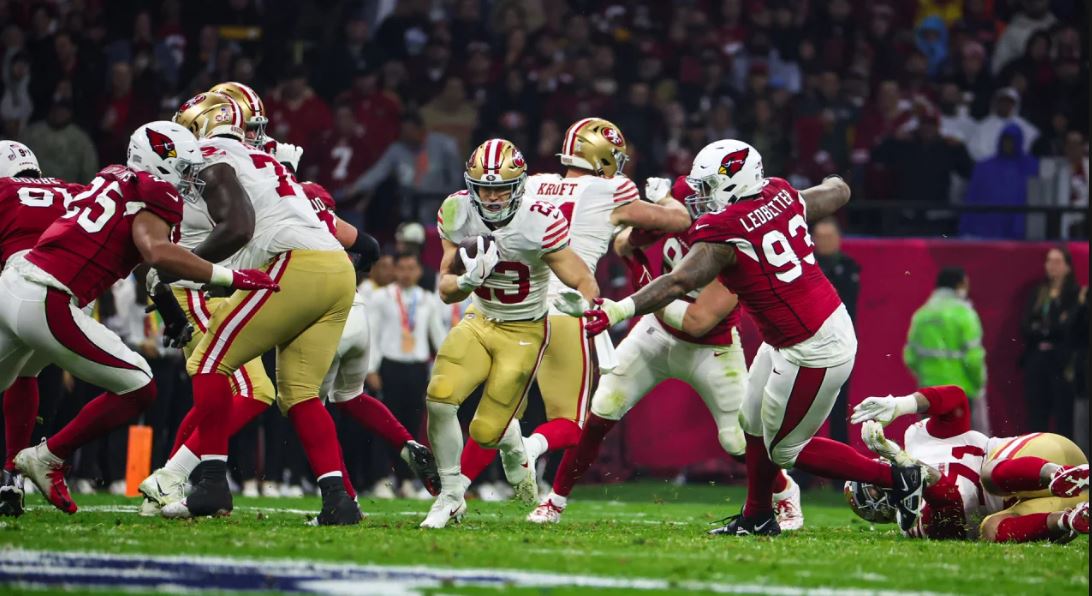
top-left (209, 81), bottom-right (268, 145)
top-left (465, 138), bottom-right (528, 224)
top-left (173, 92), bottom-right (245, 141)
top-left (558, 117), bottom-right (629, 178)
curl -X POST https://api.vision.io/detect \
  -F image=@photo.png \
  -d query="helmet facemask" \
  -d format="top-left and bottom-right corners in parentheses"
top-left (844, 481), bottom-right (897, 524)
top-left (176, 157), bottom-right (206, 203)
top-left (244, 116), bottom-right (269, 147)
top-left (684, 173), bottom-right (734, 218)
top-left (466, 171), bottom-right (527, 224)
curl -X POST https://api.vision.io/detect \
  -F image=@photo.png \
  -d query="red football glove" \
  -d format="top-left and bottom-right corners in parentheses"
top-left (583, 298), bottom-right (610, 337)
top-left (231, 269), bottom-right (280, 291)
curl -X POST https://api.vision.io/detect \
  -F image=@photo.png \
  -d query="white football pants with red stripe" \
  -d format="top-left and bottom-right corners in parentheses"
top-left (0, 261), bottom-right (152, 394)
top-left (741, 305), bottom-right (857, 468)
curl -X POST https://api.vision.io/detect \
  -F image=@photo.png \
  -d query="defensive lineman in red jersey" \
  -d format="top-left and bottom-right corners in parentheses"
top-left (1, 122), bottom-right (278, 515)
top-left (584, 140), bottom-right (927, 535)
top-left (531, 175), bottom-right (804, 529)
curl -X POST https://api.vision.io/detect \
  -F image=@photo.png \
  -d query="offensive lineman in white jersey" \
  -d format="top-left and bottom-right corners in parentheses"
top-left (456, 117), bottom-right (692, 497)
top-left (422, 138), bottom-right (598, 528)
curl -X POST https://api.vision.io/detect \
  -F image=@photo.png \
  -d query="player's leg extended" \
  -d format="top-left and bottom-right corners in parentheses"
top-left (4, 351), bottom-right (50, 473)
top-left (980, 495), bottom-right (1089, 543)
top-left (421, 314), bottom-right (491, 528)
top-left (0, 278), bottom-right (43, 516)
top-left (982, 433), bottom-right (1089, 498)
top-left (685, 332), bottom-right (747, 457)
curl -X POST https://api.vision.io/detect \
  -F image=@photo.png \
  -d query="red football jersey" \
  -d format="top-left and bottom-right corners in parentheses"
top-left (311, 129), bottom-right (378, 196)
top-left (689, 177), bottom-right (841, 348)
top-left (300, 180), bottom-right (337, 236)
top-left (26, 165), bottom-right (184, 307)
top-left (0, 177), bottom-right (86, 265)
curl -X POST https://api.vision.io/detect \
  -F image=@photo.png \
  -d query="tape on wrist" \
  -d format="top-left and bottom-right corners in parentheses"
top-left (661, 300), bottom-right (689, 331)
top-left (210, 264), bottom-right (234, 287)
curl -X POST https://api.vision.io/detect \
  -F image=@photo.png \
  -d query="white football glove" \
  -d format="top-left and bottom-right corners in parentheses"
top-left (644, 177), bottom-right (671, 202)
top-left (850, 394), bottom-right (919, 426)
top-left (145, 267), bottom-right (161, 294)
top-left (861, 420), bottom-right (919, 469)
top-left (272, 142), bottom-right (303, 172)
top-left (456, 238), bottom-right (499, 291)
top-left (552, 288), bottom-right (588, 317)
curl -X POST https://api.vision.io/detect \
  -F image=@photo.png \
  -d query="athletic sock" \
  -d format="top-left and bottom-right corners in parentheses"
top-left (426, 401), bottom-right (464, 494)
top-left (189, 373), bottom-right (233, 458)
top-left (169, 407), bottom-right (200, 458)
top-left (164, 445), bottom-right (200, 478)
top-left (4, 377), bottom-right (39, 471)
top-left (336, 394), bottom-right (414, 449)
top-left (531, 419), bottom-right (581, 452)
top-left (460, 440), bottom-right (497, 482)
top-left (335, 440), bottom-right (356, 500)
top-left (46, 384), bottom-right (156, 460)
top-left (743, 433), bottom-right (779, 517)
top-left (989, 457), bottom-right (1050, 494)
top-left (185, 395), bottom-right (269, 457)
top-left (995, 513), bottom-right (1052, 542)
top-left (552, 413), bottom-right (616, 498)
top-left (793, 437), bottom-right (892, 487)
top-left (287, 398), bottom-right (342, 479)
top-left (772, 471), bottom-right (790, 494)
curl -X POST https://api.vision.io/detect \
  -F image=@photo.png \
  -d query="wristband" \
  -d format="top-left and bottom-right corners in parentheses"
top-left (893, 394), bottom-right (920, 417)
top-left (456, 273), bottom-right (477, 292)
top-left (660, 300), bottom-right (689, 331)
top-left (612, 297), bottom-right (636, 323)
top-left (210, 264), bottom-right (234, 287)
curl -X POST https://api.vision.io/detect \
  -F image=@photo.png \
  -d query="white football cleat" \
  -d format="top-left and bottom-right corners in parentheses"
top-left (160, 500), bottom-right (194, 519)
top-left (773, 475), bottom-right (804, 531)
top-left (138, 467), bottom-right (188, 517)
top-left (14, 441), bottom-right (76, 514)
top-left (527, 498), bottom-right (565, 524)
top-left (419, 491), bottom-right (467, 529)
top-left (500, 437), bottom-right (538, 505)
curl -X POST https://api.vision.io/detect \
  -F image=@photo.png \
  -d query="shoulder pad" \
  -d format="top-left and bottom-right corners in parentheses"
top-left (438, 191), bottom-right (470, 240)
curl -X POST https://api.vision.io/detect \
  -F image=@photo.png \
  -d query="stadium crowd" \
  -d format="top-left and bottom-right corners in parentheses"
top-left (0, 0), bottom-right (1088, 497)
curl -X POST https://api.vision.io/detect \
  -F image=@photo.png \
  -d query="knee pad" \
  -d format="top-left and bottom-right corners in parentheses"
top-left (717, 425), bottom-right (746, 457)
top-left (739, 408), bottom-right (762, 437)
top-left (769, 442), bottom-right (801, 469)
top-left (468, 418), bottom-right (503, 449)
top-left (426, 374), bottom-right (455, 403)
top-left (123, 381), bottom-right (157, 409)
top-left (589, 388), bottom-right (628, 421)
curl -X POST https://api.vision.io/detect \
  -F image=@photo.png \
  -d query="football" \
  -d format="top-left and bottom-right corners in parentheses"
top-left (450, 234), bottom-right (495, 274)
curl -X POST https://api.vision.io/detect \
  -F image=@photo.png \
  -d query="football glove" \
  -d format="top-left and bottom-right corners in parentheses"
top-left (851, 394), bottom-right (919, 426)
top-left (552, 288), bottom-right (588, 317)
top-left (644, 177), bottom-right (671, 202)
top-left (456, 238), bottom-right (499, 291)
top-left (149, 283), bottom-right (194, 349)
top-left (229, 269), bottom-right (281, 291)
top-left (583, 297), bottom-right (635, 337)
top-left (262, 137), bottom-right (304, 172)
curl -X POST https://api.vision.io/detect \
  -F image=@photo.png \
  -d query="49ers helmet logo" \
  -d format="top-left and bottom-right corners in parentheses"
top-left (719, 148), bottom-right (749, 177)
top-left (602, 126), bottom-right (624, 147)
top-left (511, 150), bottom-right (526, 168)
top-left (146, 128), bottom-right (177, 159)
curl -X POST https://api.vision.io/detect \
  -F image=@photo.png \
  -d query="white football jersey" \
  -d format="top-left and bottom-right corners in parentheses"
top-left (525, 173), bottom-right (638, 314)
top-left (437, 190), bottom-right (568, 321)
top-left (198, 138), bottom-right (340, 269)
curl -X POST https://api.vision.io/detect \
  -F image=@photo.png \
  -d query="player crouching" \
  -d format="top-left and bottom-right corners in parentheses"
top-left (848, 385), bottom-right (1088, 542)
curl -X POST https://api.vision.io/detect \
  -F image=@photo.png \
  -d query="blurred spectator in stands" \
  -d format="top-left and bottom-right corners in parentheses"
top-left (339, 65), bottom-right (403, 155)
top-left (1070, 285), bottom-right (1088, 452)
top-left (1, 51), bottom-right (32, 137)
top-left (952, 0), bottom-right (1000, 51)
top-left (105, 11), bottom-right (179, 91)
top-left (741, 97), bottom-right (789, 180)
top-left (948, 41), bottom-right (994, 119)
top-left (266, 65), bottom-right (332, 149)
top-left (1051, 55), bottom-right (1089, 135)
top-left (967, 88), bottom-right (1039, 162)
top-left (905, 266), bottom-right (989, 433)
top-left (1053, 131), bottom-right (1088, 239)
top-left (680, 48), bottom-right (738, 115)
top-left (2, 24), bottom-right (26, 81)
top-left (861, 4), bottom-right (904, 83)
top-left (97, 61), bottom-right (155, 164)
top-left (306, 101), bottom-right (378, 198)
top-left (373, 0), bottom-right (430, 61)
top-left (319, 16), bottom-right (382, 99)
top-left (421, 77), bottom-right (478, 157)
top-left (914, 16), bottom-right (949, 78)
top-left (961, 123), bottom-right (1039, 238)
top-left (393, 222), bottom-right (436, 292)
top-left (30, 31), bottom-right (102, 127)
top-left (21, 98), bottom-right (97, 183)
top-left (998, 31), bottom-right (1055, 130)
top-left (1021, 246), bottom-right (1080, 438)
top-left (937, 81), bottom-right (976, 145)
top-left (901, 49), bottom-right (934, 99)
top-left (359, 252), bottom-right (395, 302)
top-left (853, 80), bottom-right (907, 197)
top-left (917, 0), bottom-right (963, 25)
top-left (992, 0), bottom-right (1057, 75)
top-left (528, 119), bottom-right (562, 174)
top-left (813, 217), bottom-right (859, 442)
top-left (480, 68), bottom-right (539, 151)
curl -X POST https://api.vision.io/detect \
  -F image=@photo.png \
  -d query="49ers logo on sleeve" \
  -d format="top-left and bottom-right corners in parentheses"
top-left (602, 127), bottom-right (625, 147)
top-left (719, 148), bottom-right (749, 177)
top-left (146, 128), bottom-right (178, 159)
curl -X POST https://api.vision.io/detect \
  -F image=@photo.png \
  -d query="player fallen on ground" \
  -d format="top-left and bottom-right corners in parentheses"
top-left (138, 84), bottom-right (437, 520)
top-left (848, 384), bottom-right (1088, 542)
top-left (421, 138), bottom-right (598, 528)
top-left (158, 92), bottom-right (362, 525)
top-left (583, 139), bottom-right (928, 536)
top-left (0, 142), bottom-right (92, 516)
top-left (4, 121), bottom-right (279, 514)
top-left (530, 175), bottom-right (804, 529)
top-left (457, 118), bottom-right (693, 504)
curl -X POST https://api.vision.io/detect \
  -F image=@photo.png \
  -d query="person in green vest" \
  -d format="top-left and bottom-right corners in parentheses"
top-left (904, 267), bottom-right (989, 433)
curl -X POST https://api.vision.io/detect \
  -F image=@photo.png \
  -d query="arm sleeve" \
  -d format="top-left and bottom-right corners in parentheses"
top-left (920, 385), bottom-right (971, 438)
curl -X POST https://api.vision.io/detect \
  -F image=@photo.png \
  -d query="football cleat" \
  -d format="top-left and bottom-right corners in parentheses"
top-left (500, 436), bottom-right (538, 505)
top-left (420, 491), bottom-right (468, 529)
top-left (890, 463), bottom-right (926, 533)
top-left (1049, 464), bottom-right (1089, 498)
top-left (708, 509), bottom-right (781, 536)
top-left (14, 440), bottom-right (76, 514)
top-left (527, 498), bottom-right (565, 524)
top-left (401, 441), bottom-right (441, 497)
top-left (138, 467), bottom-right (188, 517)
top-left (773, 475), bottom-right (804, 531)
top-left (315, 489), bottom-right (363, 526)
top-left (0, 469), bottom-right (25, 517)
top-left (1060, 501), bottom-right (1089, 535)
top-left (163, 464), bottom-right (232, 519)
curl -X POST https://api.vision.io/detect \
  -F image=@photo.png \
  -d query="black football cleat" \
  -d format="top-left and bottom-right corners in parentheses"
top-left (0, 469), bottom-right (25, 517)
top-left (402, 441), bottom-right (441, 497)
top-left (890, 463), bottom-right (925, 533)
top-left (183, 461), bottom-right (233, 517)
top-left (315, 477), bottom-right (363, 526)
top-left (708, 509), bottom-right (781, 536)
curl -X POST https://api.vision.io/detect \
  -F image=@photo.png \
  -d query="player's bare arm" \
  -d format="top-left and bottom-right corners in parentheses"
top-left (631, 242), bottom-right (735, 316)
top-left (612, 227), bottom-right (634, 258)
top-left (191, 163), bottom-right (255, 263)
top-left (437, 238), bottom-right (473, 304)
top-left (666, 280), bottom-right (738, 337)
top-left (543, 246), bottom-right (599, 303)
top-left (799, 176), bottom-right (851, 223)
top-left (610, 198), bottom-right (690, 233)
top-left (333, 217), bottom-right (358, 248)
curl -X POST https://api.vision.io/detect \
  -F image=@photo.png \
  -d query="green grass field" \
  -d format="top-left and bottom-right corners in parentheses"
top-left (0, 482), bottom-right (1087, 594)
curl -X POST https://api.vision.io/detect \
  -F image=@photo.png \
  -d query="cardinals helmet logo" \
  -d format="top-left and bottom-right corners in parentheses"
top-left (146, 128), bottom-right (177, 160)
top-left (602, 126), bottom-right (625, 147)
top-left (719, 148), bottom-right (749, 177)
top-left (511, 150), bottom-right (526, 168)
